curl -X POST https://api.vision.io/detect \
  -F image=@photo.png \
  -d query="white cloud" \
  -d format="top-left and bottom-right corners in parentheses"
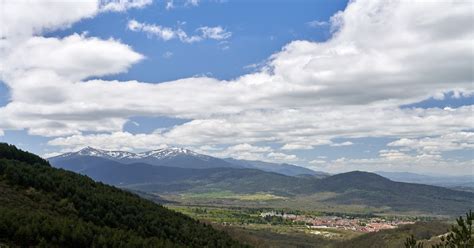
top-left (281, 143), bottom-right (314, 150)
top-left (316, 153), bottom-right (472, 177)
top-left (185, 0), bottom-right (199, 7)
top-left (202, 143), bottom-right (275, 161)
top-left (307, 20), bottom-right (328, 28)
top-left (309, 159), bottom-right (326, 165)
top-left (379, 149), bottom-right (412, 161)
top-left (205, 144), bottom-right (299, 163)
top-left (2, 33), bottom-right (143, 82)
top-left (388, 132), bottom-right (474, 154)
top-left (127, 19), bottom-right (231, 43)
top-left (197, 26), bottom-right (231, 40)
top-left (226, 143), bottom-right (272, 153)
top-left (100, 0), bottom-right (152, 12)
top-left (330, 141), bottom-right (353, 147)
top-left (267, 152), bottom-right (299, 162)
top-left (127, 19), bottom-right (180, 41)
top-left (0, 0), bottom-right (98, 39)
top-left (165, 0), bottom-right (200, 10)
top-left (1, 0), bottom-right (473, 173)
top-left (165, 0), bottom-right (174, 10)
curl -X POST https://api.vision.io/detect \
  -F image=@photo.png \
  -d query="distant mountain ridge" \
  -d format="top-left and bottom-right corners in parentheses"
top-left (49, 151), bottom-right (474, 216)
top-left (49, 156), bottom-right (312, 195)
top-left (54, 146), bottom-right (215, 162)
top-left (50, 146), bottom-right (321, 176)
top-left (224, 158), bottom-right (327, 177)
top-left (313, 171), bottom-right (474, 215)
top-left (375, 171), bottom-right (474, 188)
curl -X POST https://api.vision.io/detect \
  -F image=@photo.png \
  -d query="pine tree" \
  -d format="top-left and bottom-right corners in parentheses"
top-left (405, 210), bottom-right (473, 248)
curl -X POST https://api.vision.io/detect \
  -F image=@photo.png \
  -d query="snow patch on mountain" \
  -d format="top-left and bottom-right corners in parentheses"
top-left (51, 146), bottom-right (209, 160)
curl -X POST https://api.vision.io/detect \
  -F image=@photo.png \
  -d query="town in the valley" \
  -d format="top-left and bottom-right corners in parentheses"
top-left (260, 211), bottom-right (415, 233)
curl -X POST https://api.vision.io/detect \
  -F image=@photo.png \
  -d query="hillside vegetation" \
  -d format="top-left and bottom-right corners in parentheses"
top-left (0, 143), bottom-right (245, 247)
top-left (334, 221), bottom-right (450, 248)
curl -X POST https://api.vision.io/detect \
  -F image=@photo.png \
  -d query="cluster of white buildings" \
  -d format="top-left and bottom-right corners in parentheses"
top-left (260, 211), bottom-right (414, 233)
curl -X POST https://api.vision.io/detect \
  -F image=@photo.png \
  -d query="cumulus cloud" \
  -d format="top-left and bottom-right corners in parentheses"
top-left (0, 0), bottom-right (473, 174)
top-left (2, 34), bottom-right (143, 82)
top-left (388, 132), bottom-right (474, 154)
top-left (0, 0), bottom-right (98, 39)
top-left (281, 143), bottom-right (315, 150)
top-left (314, 153), bottom-right (472, 177)
top-left (43, 106), bottom-right (473, 149)
top-left (306, 20), bottom-right (329, 28)
top-left (208, 144), bottom-right (298, 163)
top-left (330, 141), bottom-right (353, 147)
top-left (267, 152), bottom-right (299, 162)
top-left (127, 19), bottom-right (231, 43)
top-left (197, 26), bottom-right (231, 40)
top-left (100, 0), bottom-right (153, 12)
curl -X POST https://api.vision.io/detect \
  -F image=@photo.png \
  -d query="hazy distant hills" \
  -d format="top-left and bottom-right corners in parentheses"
top-left (50, 147), bottom-right (324, 177)
top-left (375, 171), bottom-right (474, 188)
top-left (224, 158), bottom-right (328, 177)
top-left (49, 148), bottom-right (474, 216)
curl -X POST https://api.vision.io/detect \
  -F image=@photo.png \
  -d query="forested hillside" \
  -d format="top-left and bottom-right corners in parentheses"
top-left (0, 143), bottom-right (245, 247)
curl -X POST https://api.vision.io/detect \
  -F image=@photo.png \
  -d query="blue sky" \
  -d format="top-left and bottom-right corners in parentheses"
top-left (48, 0), bottom-right (346, 82)
top-left (0, 0), bottom-right (472, 175)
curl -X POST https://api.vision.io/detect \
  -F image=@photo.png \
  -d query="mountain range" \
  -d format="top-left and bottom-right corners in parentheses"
top-left (50, 146), bottom-right (324, 177)
top-left (48, 147), bottom-right (474, 216)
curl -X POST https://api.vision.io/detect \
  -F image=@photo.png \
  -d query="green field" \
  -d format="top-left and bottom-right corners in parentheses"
top-left (161, 190), bottom-right (425, 217)
top-left (158, 189), bottom-right (459, 248)
top-left (179, 191), bottom-right (287, 201)
top-left (165, 203), bottom-right (452, 248)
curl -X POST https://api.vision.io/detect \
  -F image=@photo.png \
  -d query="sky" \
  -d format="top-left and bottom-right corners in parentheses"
top-left (0, 0), bottom-right (472, 176)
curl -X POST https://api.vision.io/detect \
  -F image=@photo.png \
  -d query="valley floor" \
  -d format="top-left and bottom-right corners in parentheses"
top-left (157, 192), bottom-right (452, 248)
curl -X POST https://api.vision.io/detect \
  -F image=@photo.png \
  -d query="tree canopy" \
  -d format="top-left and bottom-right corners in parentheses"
top-left (0, 143), bottom-right (246, 247)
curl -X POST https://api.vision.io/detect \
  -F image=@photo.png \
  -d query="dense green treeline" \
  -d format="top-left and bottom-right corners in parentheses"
top-left (0, 143), bottom-right (246, 247)
top-left (0, 143), bottom-right (49, 166)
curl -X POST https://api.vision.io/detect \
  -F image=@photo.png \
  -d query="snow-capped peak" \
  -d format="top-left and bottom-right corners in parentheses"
top-left (137, 147), bottom-right (200, 159)
top-left (77, 146), bottom-right (103, 156)
top-left (53, 146), bottom-right (207, 160)
top-left (54, 147), bottom-right (135, 160)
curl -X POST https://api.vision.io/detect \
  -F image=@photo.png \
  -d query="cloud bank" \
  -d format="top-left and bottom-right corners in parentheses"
top-left (0, 0), bottom-right (472, 174)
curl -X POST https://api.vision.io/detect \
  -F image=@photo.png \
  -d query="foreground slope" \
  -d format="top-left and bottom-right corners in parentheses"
top-left (0, 143), bottom-right (245, 247)
top-left (333, 221), bottom-right (451, 248)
